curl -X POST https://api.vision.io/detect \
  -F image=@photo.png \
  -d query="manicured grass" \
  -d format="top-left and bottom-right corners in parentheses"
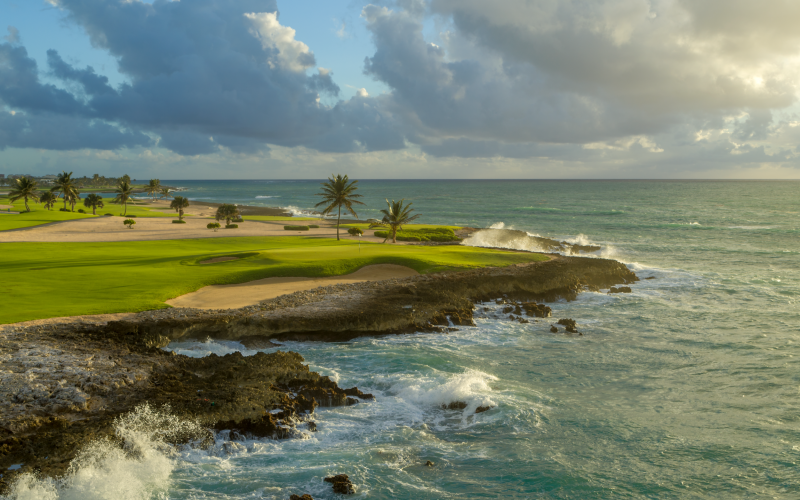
top-left (340, 223), bottom-right (462, 231)
top-left (0, 237), bottom-right (548, 324)
top-left (0, 196), bottom-right (182, 231)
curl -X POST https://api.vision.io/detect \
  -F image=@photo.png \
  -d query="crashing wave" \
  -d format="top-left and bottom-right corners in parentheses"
top-left (461, 227), bottom-right (601, 255)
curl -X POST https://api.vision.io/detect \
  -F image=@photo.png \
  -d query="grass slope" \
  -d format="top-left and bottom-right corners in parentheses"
top-left (0, 237), bottom-right (547, 324)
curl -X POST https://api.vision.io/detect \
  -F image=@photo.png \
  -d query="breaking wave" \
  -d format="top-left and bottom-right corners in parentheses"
top-left (2, 405), bottom-right (209, 500)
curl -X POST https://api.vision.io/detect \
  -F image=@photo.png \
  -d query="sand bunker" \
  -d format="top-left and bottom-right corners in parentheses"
top-left (166, 264), bottom-right (420, 309)
top-left (200, 256), bottom-right (240, 264)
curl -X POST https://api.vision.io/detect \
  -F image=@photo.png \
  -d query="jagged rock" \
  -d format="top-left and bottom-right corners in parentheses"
top-left (425, 460), bottom-right (435, 467)
top-left (343, 387), bottom-right (375, 400)
top-left (475, 405), bottom-right (494, 413)
top-left (442, 401), bottom-right (468, 410)
top-left (521, 302), bottom-right (552, 318)
top-left (518, 317), bottom-right (529, 324)
top-left (550, 325), bottom-right (558, 333)
top-left (290, 494), bottom-right (314, 500)
top-left (644, 276), bottom-right (656, 280)
top-left (324, 474), bottom-right (355, 494)
top-left (502, 305), bottom-right (514, 314)
top-left (557, 318), bottom-right (578, 333)
top-left (608, 286), bottom-right (632, 294)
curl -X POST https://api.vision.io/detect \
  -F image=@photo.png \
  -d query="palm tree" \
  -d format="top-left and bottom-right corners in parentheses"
top-left (39, 191), bottom-right (57, 211)
top-left (51, 171), bottom-right (79, 211)
top-left (65, 190), bottom-right (81, 212)
top-left (314, 174), bottom-right (365, 241)
top-left (92, 173), bottom-right (100, 186)
top-left (215, 204), bottom-right (240, 226)
top-left (84, 194), bottom-right (104, 215)
top-left (373, 199), bottom-right (421, 243)
top-left (113, 180), bottom-right (134, 216)
top-left (9, 177), bottom-right (40, 212)
top-left (159, 187), bottom-right (172, 200)
top-left (170, 196), bottom-right (190, 221)
top-left (147, 179), bottom-right (161, 200)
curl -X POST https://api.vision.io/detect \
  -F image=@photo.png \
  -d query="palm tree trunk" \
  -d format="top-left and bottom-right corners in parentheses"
top-left (123, 200), bottom-right (127, 216)
top-left (393, 226), bottom-right (397, 243)
top-left (63, 195), bottom-right (67, 211)
top-left (92, 206), bottom-right (96, 215)
top-left (337, 205), bottom-right (341, 241)
top-left (24, 197), bottom-right (30, 212)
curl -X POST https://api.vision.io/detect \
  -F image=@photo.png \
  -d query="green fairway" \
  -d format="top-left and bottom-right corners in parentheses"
top-left (0, 237), bottom-right (548, 324)
top-left (0, 195), bottom-right (182, 231)
top-left (231, 215), bottom-right (319, 221)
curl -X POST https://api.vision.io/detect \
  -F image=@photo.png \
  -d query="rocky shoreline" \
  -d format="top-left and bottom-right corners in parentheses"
top-left (0, 255), bottom-right (637, 493)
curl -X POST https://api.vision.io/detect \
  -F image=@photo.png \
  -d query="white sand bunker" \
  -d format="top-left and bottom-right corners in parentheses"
top-left (199, 256), bottom-right (240, 264)
top-left (166, 264), bottom-right (420, 310)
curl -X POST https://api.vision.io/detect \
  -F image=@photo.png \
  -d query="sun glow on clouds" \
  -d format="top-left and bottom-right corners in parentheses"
top-left (244, 12), bottom-right (314, 73)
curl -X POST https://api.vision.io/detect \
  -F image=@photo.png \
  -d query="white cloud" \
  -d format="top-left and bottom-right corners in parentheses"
top-left (245, 12), bottom-right (315, 72)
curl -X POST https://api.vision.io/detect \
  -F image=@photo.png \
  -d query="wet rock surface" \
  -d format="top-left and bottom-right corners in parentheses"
top-left (324, 474), bottom-right (355, 494)
top-left (557, 318), bottom-right (578, 333)
top-left (608, 286), bottom-right (633, 293)
top-left (290, 495), bottom-right (314, 500)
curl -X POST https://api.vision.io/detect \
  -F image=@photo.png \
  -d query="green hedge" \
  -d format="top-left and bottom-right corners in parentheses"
top-left (373, 227), bottom-right (459, 242)
top-left (172, 219), bottom-right (186, 224)
top-left (284, 225), bottom-right (310, 231)
top-left (308, 224), bottom-right (320, 229)
top-left (225, 224), bottom-right (239, 229)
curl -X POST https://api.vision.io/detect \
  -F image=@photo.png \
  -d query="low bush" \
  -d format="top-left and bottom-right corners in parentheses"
top-left (207, 222), bottom-right (221, 231)
top-left (373, 227), bottom-right (459, 242)
top-left (308, 224), bottom-right (320, 229)
top-left (172, 219), bottom-right (186, 224)
top-left (284, 225), bottom-right (310, 231)
top-left (123, 219), bottom-right (136, 229)
top-left (231, 217), bottom-right (244, 223)
top-left (347, 227), bottom-right (363, 236)
top-left (77, 209), bottom-right (86, 214)
top-left (59, 208), bottom-right (71, 212)
top-left (125, 214), bottom-right (137, 218)
top-left (225, 224), bottom-right (239, 229)
top-left (104, 213), bottom-right (114, 216)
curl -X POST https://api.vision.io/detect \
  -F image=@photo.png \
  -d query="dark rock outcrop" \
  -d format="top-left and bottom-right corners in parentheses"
top-left (521, 302), bottom-right (552, 318)
top-left (475, 405), bottom-right (494, 413)
top-left (442, 401), bottom-right (468, 410)
top-left (608, 286), bottom-right (633, 294)
top-left (290, 495), bottom-right (314, 500)
top-left (324, 474), bottom-right (355, 494)
top-left (557, 319), bottom-right (578, 333)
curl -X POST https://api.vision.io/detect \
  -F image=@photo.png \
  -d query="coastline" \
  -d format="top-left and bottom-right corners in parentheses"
top-left (0, 255), bottom-right (637, 491)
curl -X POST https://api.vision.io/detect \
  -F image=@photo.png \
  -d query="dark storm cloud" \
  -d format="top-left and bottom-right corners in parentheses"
top-left (0, 111), bottom-right (152, 151)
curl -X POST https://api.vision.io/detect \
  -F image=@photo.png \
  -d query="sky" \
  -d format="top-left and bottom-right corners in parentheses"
top-left (1, 0), bottom-right (800, 179)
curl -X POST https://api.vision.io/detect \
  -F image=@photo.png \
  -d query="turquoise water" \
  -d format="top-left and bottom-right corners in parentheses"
top-left (11, 181), bottom-right (800, 499)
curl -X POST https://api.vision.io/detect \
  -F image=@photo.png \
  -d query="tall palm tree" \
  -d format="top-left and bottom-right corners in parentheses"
top-left (92, 173), bottom-right (100, 186)
top-left (84, 193), bottom-right (104, 215)
top-left (51, 171), bottom-right (79, 210)
top-left (215, 204), bottom-right (240, 225)
top-left (170, 196), bottom-right (190, 221)
top-left (9, 177), bottom-right (40, 212)
top-left (113, 180), bottom-right (134, 216)
top-left (147, 179), bottom-right (161, 200)
top-left (159, 187), bottom-right (172, 200)
top-left (39, 191), bottom-right (57, 211)
top-left (374, 199), bottom-right (421, 243)
top-left (315, 174), bottom-right (364, 241)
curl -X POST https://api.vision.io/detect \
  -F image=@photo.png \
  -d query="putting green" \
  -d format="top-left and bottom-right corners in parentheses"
top-left (0, 236), bottom-right (548, 324)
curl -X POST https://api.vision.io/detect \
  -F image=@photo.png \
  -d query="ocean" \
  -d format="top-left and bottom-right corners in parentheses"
top-left (8, 180), bottom-right (800, 499)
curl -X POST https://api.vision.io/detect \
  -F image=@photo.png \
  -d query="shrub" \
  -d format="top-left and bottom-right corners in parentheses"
top-left (125, 214), bottom-right (137, 218)
top-left (104, 213), bottom-right (114, 216)
top-left (59, 208), bottom-right (70, 212)
top-left (232, 217), bottom-right (244, 223)
top-left (347, 227), bottom-right (363, 236)
top-left (225, 224), bottom-right (239, 229)
top-left (207, 222), bottom-right (221, 231)
top-left (123, 219), bottom-right (136, 229)
top-left (308, 224), bottom-right (320, 229)
top-left (77, 209), bottom-right (86, 214)
top-left (284, 225), bottom-right (310, 231)
top-left (172, 219), bottom-right (186, 224)
top-left (373, 227), bottom-right (459, 242)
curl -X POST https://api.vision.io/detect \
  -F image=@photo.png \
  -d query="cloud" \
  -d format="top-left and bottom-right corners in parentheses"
top-left (3, 0), bottom-right (800, 175)
top-left (4, 26), bottom-right (19, 44)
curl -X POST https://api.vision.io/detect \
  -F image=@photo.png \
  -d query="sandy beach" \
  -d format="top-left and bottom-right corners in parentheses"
top-left (166, 264), bottom-right (420, 309)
